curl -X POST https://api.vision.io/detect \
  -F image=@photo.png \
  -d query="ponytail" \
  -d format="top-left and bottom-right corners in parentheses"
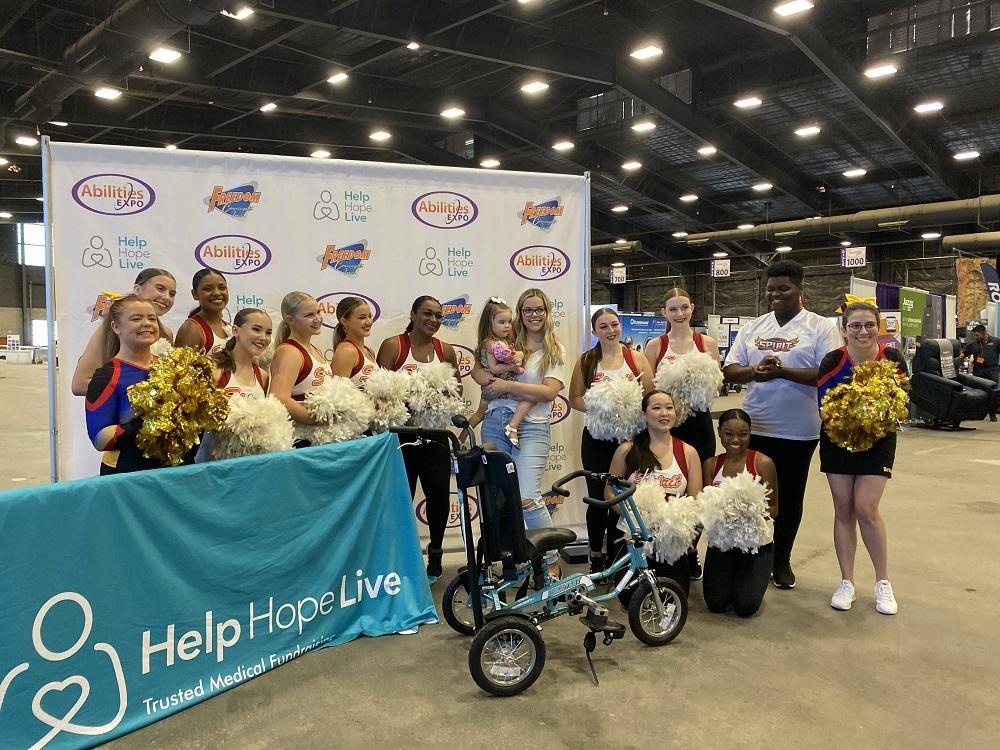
top-left (582, 306), bottom-right (621, 387)
top-left (211, 307), bottom-right (268, 373)
top-left (275, 291), bottom-right (315, 347)
top-left (332, 296), bottom-right (367, 350)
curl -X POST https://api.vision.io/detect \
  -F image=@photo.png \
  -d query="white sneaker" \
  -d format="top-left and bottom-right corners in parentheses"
top-left (875, 580), bottom-right (898, 615)
top-left (830, 580), bottom-right (856, 611)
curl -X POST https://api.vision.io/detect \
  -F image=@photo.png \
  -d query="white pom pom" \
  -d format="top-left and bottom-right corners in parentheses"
top-left (699, 470), bottom-right (773, 553)
top-left (653, 351), bottom-right (722, 425)
top-left (583, 378), bottom-right (644, 441)
top-left (365, 368), bottom-right (412, 432)
top-left (408, 362), bottom-right (464, 429)
top-left (632, 481), bottom-right (701, 564)
top-left (302, 376), bottom-right (375, 444)
top-left (150, 337), bottom-right (172, 357)
top-left (210, 395), bottom-right (294, 459)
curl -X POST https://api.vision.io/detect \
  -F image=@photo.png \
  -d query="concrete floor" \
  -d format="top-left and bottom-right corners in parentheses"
top-left (3, 361), bottom-right (999, 749)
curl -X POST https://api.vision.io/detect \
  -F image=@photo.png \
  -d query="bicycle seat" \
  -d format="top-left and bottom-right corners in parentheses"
top-left (525, 527), bottom-right (577, 555)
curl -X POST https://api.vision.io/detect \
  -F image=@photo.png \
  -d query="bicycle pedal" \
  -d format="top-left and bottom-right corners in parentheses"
top-left (603, 621), bottom-right (625, 644)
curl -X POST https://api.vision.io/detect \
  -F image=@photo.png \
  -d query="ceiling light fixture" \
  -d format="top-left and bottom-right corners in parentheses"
top-left (36, 196), bottom-right (44, 202)
top-left (921, 232), bottom-right (942, 240)
top-left (615, 238), bottom-right (627, 245)
top-left (795, 125), bottom-right (821, 137)
top-left (774, 1), bottom-right (814, 17)
top-left (406, 41), bottom-right (421, 50)
top-left (552, 140), bottom-right (574, 151)
top-left (841, 240), bottom-right (852, 246)
top-left (877, 220), bottom-right (909, 228)
top-left (774, 230), bottom-right (800, 237)
top-left (775, 245), bottom-right (792, 253)
top-left (311, 149), bottom-right (331, 158)
top-left (953, 150), bottom-right (980, 161)
top-left (712, 251), bottom-right (728, 258)
top-left (149, 47), bottom-right (181, 63)
top-left (679, 193), bottom-right (698, 202)
top-left (15, 136), bottom-right (38, 146)
top-left (48, 121), bottom-right (68, 126)
top-left (698, 145), bottom-right (717, 157)
top-left (611, 261), bottom-right (626, 267)
top-left (630, 44), bottom-right (662, 60)
top-left (165, 144), bottom-right (177, 150)
top-left (734, 96), bottom-right (762, 109)
top-left (611, 204), bottom-right (628, 213)
top-left (0, 158), bottom-right (7, 165)
top-left (864, 62), bottom-right (897, 79)
top-left (95, 87), bottom-right (121, 99)
top-left (259, 102), bottom-right (277, 112)
top-left (221, 6), bottom-right (253, 20)
top-left (520, 80), bottom-right (549, 94)
top-left (440, 106), bottom-right (465, 119)
top-left (752, 181), bottom-right (773, 191)
top-left (369, 130), bottom-right (391, 142)
top-left (631, 120), bottom-right (656, 133)
top-left (843, 168), bottom-right (867, 178)
top-left (621, 160), bottom-right (642, 171)
top-left (0, 211), bottom-right (12, 219)
top-left (480, 158), bottom-right (501, 168)
top-left (327, 72), bottom-right (348, 84)
top-left (914, 100), bottom-right (944, 114)
top-left (672, 231), bottom-right (689, 238)
top-left (738, 223), bottom-right (755, 230)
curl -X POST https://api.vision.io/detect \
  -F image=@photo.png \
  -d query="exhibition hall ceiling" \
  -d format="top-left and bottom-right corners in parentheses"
top-left (1, 0), bottom-right (998, 264)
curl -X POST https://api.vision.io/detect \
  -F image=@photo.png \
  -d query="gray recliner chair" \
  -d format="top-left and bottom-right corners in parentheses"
top-left (910, 339), bottom-right (993, 428)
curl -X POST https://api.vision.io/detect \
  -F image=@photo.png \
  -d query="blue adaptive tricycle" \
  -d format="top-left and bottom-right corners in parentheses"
top-left (393, 417), bottom-right (688, 697)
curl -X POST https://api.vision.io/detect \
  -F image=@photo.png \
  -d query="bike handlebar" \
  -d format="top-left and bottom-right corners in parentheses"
top-left (550, 470), bottom-right (636, 508)
top-left (389, 425), bottom-right (462, 453)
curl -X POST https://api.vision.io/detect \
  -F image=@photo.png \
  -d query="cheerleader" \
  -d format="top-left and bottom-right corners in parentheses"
top-left (330, 296), bottom-right (378, 390)
top-left (175, 269), bottom-right (231, 354)
top-left (701, 409), bottom-right (779, 617)
top-left (196, 308), bottom-right (273, 461)
top-left (269, 291), bottom-right (328, 442)
top-left (606, 390), bottom-right (702, 595)
top-left (72, 268), bottom-right (177, 396)
top-left (819, 300), bottom-right (907, 615)
top-left (569, 307), bottom-right (653, 572)
top-left (85, 296), bottom-right (165, 475)
top-left (376, 295), bottom-right (462, 579)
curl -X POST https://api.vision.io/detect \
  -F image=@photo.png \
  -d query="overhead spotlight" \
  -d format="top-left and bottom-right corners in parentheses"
top-left (48, 121), bottom-right (68, 126)
top-left (738, 223), bottom-right (755, 230)
top-left (95, 87), bottom-right (122, 99)
top-left (36, 196), bottom-right (44, 202)
top-left (752, 182), bottom-right (773, 191)
top-left (0, 211), bottom-right (12, 219)
top-left (327, 72), bottom-right (349, 84)
top-left (679, 193), bottom-right (698, 202)
top-left (712, 251), bottom-right (728, 258)
top-left (631, 120), bottom-right (656, 133)
top-left (406, 42), bottom-right (421, 50)
top-left (921, 232), bottom-right (941, 240)
top-left (795, 125), bottom-right (821, 137)
top-left (734, 96), bottom-right (762, 109)
top-left (698, 145), bottom-right (717, 157)
top-left (615, 238), bottom-right (627, 245)
top-left (774, 230), bottom-right (800, 237)
top-left (914, 100), bottom-right (944, 114)
top-left (520, 80), bottom-right (549, 94)
top-left (621, 160), bottom-right (642, 171)
top-left (840, 240), bottom-right (852, 246)
top-left (552, 140), bottom-right (575, 151)
top-left (611, 204), bottom-right (628, 213)
top-left (165, 144), bottom-right (177, 150)
top-left (221, 6), bottom-right (253, 20)
top-left (369, 130), bottom-right (391, 142)
top-left (259, 102), bottom-right (277, 112)
top-left (149, 47), bottom-right (181, 63)
top-left (843, 168), bottom-right (867, 178)
top-left (480, 158), bottom-right (501, 168)
top-left (672, 231), bottom-right (689, 238)
top-left (15, 136), bottom-right (38, 146)
top-left (774, 1), bottom-right (814, 16)
top-left (775, 245), bottom-right (792, 253)
top-left (311, 149), bottom-right (331, 159)
top-left (877, 219), bottom-right (909, 228)
top-left (630, 44), bottom-right (663, 60)
top-left (864, 62), bottom-right (897, 79)
top-left (440, 106), bottom-right (466, 119)
top-left (0, 158), bottom-right (7, 165)
top-left (953, 150), bottom-right (980, 161)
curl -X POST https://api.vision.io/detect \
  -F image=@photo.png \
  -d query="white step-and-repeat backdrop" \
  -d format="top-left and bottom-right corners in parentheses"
top-left (45, 141), bottom-right (591, 539)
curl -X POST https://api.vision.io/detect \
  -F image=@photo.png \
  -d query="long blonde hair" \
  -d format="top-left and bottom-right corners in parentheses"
top-left (275, 291), bottom-right (316, 346)
top-left (514, 288), bottom-right (564, 373)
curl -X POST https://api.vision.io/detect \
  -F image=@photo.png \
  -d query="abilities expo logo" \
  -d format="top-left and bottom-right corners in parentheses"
top-left (205, 183), bottom-right (262, 218)
top-left (416, 491), bottom-right (480, 529)
top-left (316, 292), bottom-right (381, 329)
top-left (452, 344), bottom-right (476, 379)
top-left (319, 241), bottom-right (371, 276)
top-left (549, 394), bottom-right (570, 425)
top-left (518, 197), bottom-right (564, 230)
top-left (194, 235), bottom-right (271, 275)
top-left (509, 245), bottom-right (571, 282)
top-left (411, 191), bottom-right (478, 229)
top-left (72, 174), bottom-right (155, 216)
top-left (440, 295), bottom-right (472, 327)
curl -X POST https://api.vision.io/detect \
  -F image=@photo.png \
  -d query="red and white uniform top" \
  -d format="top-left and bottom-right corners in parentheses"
top-left (280, 340), bottom-right (328, 402)
top-left (218, 364), bottom-right (266, 401)
top-left (344, 340), bottom-right (378, 389)
top-left (393, 332), bottom-right (446, 374)
top-left (591, 346), bottom-right (640, 385)
top-left (189, 314), bottom-right (231, 355)
top-left (655, 331), bottom-right (706, 369)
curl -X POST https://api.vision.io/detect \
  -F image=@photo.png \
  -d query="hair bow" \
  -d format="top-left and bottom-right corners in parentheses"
top-left (489, 296), bottom-right (507, 305)
top-left (101, 290), bottom-right (127, 301)
top-left (836, 293), bottom-right (878, 314)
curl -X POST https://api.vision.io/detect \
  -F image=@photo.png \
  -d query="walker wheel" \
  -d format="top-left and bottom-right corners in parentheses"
top-left (628, 576), bottom-right (687, 646)
top-left (442, 572), bottom-right (496, 636)
top-left (468, 616), bottom-right (546, 696)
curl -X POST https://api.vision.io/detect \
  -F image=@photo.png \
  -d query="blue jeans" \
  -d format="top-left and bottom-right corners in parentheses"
top-left (482, 406), bottom-right (557, 566)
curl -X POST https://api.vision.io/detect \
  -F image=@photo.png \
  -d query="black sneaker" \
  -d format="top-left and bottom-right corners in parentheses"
top-left (772, 560), bottom-right (796, 589)
top-left (589, 553), bottom-right (605, 575)
top-left (426, 547), bottom-right (443, 579)
top-left (688, 550), bottom-right (703, 581)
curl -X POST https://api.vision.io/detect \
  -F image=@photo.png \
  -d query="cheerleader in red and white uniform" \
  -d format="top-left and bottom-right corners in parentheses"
top-left (269, 291), bottom-right (328, 445)
top-left (175, 269), bottom-right (231, 354)
top-left (330, 296), bottom-right (378, 390)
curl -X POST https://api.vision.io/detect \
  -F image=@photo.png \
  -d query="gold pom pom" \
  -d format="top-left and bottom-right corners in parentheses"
top-left (820, 360), bottom-right (909, 452)
top-left (127, 347), bottom-right (230, 466)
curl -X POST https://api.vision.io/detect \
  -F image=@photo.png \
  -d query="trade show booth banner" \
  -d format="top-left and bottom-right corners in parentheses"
top-left (44, 141), bottom-right (590, 529)
top-left (0, 434), bottom-right (435, 749)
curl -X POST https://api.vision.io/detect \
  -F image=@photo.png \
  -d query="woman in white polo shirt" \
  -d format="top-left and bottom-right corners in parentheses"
top-left (723, 260), bottom-right (841, 590)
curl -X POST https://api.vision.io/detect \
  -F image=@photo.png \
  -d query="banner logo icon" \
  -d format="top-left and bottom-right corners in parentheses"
top-left (195, 235), bottom-right (272, 275)
top-left (320, 241), bottom-right (371, 275)
top-left (416, 492), bottom-right (479, 528)
top-left (509, 245), bottom-right (571, 281)
top-left (418, 247), bottom-right (443, 276)
top-left (72, 173), bottom-right (155, 216)
top-left (453, 344), bottom-right (476, 378)
top-left (411, 191), bottom-right (478, 229)
top-left (205, 183), bottom-right (262, 218)
top-left (313, 190), bottom-right (342, 221)
top-left (519, 197), bottom-right (564, 229)
top-left (81, 235), bottom-right (113, 268)
top-left (317, 292), bottom-right (381, 329)
top-left (550, 394), bottom-right (570, 425)
top-left (440, 295), bottom-right (472, 327)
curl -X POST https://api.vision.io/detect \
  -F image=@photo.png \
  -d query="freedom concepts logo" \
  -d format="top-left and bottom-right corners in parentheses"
top-left (320, 241), bottom-right (371, 275)
top-left (72, 173), bottom-right (155, 215)
top-left (453, 344), bottom-right (476, 378)
top-left (411, 191), bottom-right (478, 229)
top-left (317, 292), bottom-right (381, 329)
top-left (440, 295), bottom-right (473, 327)
top-left (195, 235), bottom-right (271, 275)
top-left (550, 394), bottom-right (570, 425)
top-left (510, 245), bottom-right (571, 282)
top-left (519, 197), bottom-right (564, 230)
top-left (205, 183), bottom-right (261, 218)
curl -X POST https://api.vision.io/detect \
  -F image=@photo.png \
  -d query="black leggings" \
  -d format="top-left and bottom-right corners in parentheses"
top-left (399, 435), bottom-right (450, 550)
top-left (649, 555), bottom-right (691, 598)
top-left (748, 435), bottom-right (818, 566)
top-left (580, 427), bottom-right (621, 555)
top-left (703, 543), bottom-right (774, 617)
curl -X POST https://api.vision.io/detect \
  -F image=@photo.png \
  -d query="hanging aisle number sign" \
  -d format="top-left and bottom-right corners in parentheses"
top-left (610, 266), bottom-right (627, 284)
top-left (840, 246), bottom-right (867, 268)
top-left (710, 259), bottom-right (730, 278)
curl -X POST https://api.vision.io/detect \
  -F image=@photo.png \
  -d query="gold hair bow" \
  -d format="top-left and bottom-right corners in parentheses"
top-left (101, 290), bottom-right (127, 301)
top-left (845, 293), bottom-right (877, 307)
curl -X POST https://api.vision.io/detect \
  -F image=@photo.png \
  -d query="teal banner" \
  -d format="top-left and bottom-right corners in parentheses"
top-left (0, 433), bottom-right (436, 748)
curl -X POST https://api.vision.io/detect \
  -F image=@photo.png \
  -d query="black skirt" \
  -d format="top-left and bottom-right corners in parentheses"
top-left (671, 409), bottom-right (716, 464)
top-left (819, 431), bottom-right (897, 478)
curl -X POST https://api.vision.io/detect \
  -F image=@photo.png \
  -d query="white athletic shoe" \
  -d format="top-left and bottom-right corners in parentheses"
top-left (875, 580), bottom-right (898, 615)
top-left (830, 580), bottom-right (856, 611)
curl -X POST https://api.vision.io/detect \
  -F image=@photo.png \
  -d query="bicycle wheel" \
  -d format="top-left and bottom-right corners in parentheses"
top-left (468, 616), bottom-right (546, 696)
top-left (442, 573), bottom-right (495, 636)
top-left (628, 576), bottom-right (687, 646)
